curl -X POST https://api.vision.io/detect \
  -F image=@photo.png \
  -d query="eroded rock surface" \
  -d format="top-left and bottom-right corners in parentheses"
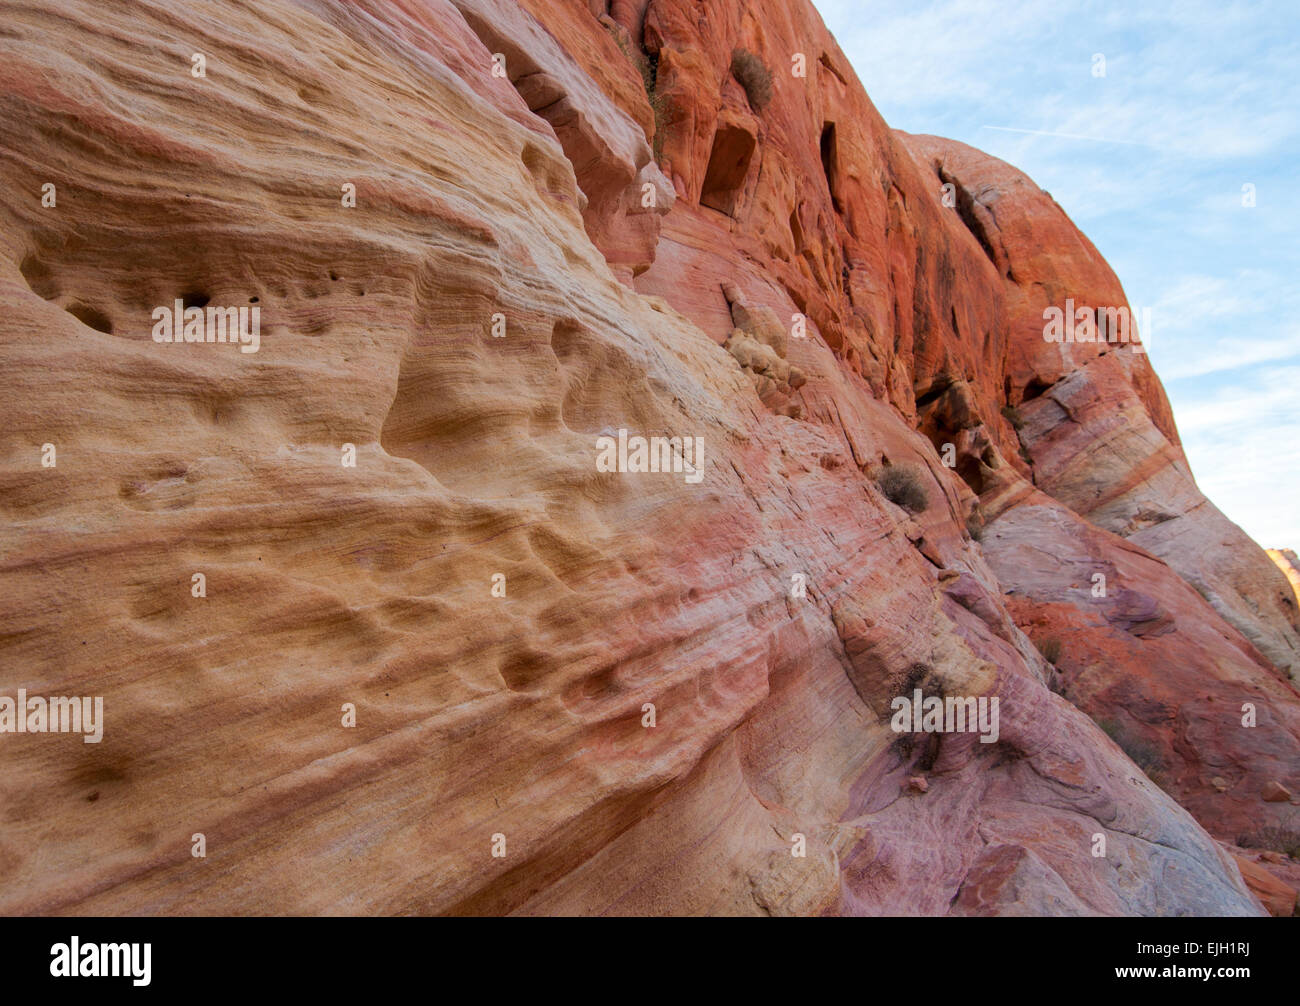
top-left (0, 0), bottom-right (1295, 915)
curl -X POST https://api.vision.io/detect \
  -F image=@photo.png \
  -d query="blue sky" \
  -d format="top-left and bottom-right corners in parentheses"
top-left (815, 0), bottom-right (1300, 549)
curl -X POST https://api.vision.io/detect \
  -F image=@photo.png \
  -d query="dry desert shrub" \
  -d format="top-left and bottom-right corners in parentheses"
top-left (877, 463), bottom-right (928, 513)
top-left (731, 48), bottom-right (772, 112)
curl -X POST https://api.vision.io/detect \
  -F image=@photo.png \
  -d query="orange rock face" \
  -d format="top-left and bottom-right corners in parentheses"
top-left (0, 0), bottom-right (1295, 916)
top-left (1269, 549), bottom-right (1300, 607)
top-left (1226, 847), bottom-right (1299, 917)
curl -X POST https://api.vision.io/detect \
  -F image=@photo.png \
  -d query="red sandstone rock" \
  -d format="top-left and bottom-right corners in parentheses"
top-left (450, 0), bottom-right (675, 281)
top-left (1262, 781), bottom-right (1293, 803)
top-left (1230, 853), bottom-right (1298, 917)
top-left (0, 0), bottom-right (1292, 918)
top-left (902, 134), bottom-right (1300, 683)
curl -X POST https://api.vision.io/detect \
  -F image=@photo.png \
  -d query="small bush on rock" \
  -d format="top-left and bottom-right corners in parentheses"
top-left (731, 48), bottom-right (772, 112)
top-left (1036, 636), bottom-right (1063, 664)
top-left (877, 464), bottom-right (928, 513)
top-left (1239, 824), bottom-right (1300, 859)
top-left (1097, 717), bottom-right (1168, 788)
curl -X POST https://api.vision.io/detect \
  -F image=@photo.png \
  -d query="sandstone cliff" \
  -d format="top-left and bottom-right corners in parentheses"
top-left (0, 0), bottom-right (1296, 916)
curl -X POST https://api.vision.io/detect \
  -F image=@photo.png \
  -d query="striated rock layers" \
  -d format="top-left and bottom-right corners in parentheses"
top-left (0, 0), bottom-right (1297, 915)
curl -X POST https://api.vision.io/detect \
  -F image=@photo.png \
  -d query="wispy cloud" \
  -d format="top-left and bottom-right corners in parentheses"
top-left (1157, 334), bottom-right (1300, 381)
top-left (1171, 365), bottom-right (1300, 547)
top-left (980, 125), bottom-right (1157, 147)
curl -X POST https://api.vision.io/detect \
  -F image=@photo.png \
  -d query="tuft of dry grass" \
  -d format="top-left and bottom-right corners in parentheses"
top-left (731, 48), bottom-right (772, 112)
top-left (1238, 825), bottom-right (1300, 859)
top-left (876, 464), bottom-right (928, 514)
top-left (1036, 636), bottom-right (1062, 664)
top-left (1097, 717), bottom-right (1168, 789)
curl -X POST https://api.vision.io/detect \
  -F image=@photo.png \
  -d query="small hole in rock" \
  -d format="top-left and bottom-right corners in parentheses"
top-left (1022, 378), bottom-right (1051, 401)
top-left (249, 296), bottom-right (259, 304)
top-left (329, 271), bottom-right (339, 282)
top-left (19, 254), bottom-right (58, 300)
top-left (67, 302), bottom-right (113, 333)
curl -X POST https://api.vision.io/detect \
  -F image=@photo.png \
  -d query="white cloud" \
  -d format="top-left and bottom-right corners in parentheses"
top-left (1173, 366), bottom-right (1300, 546)
top-left (1156, 334), bottom-right (1300, 380)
